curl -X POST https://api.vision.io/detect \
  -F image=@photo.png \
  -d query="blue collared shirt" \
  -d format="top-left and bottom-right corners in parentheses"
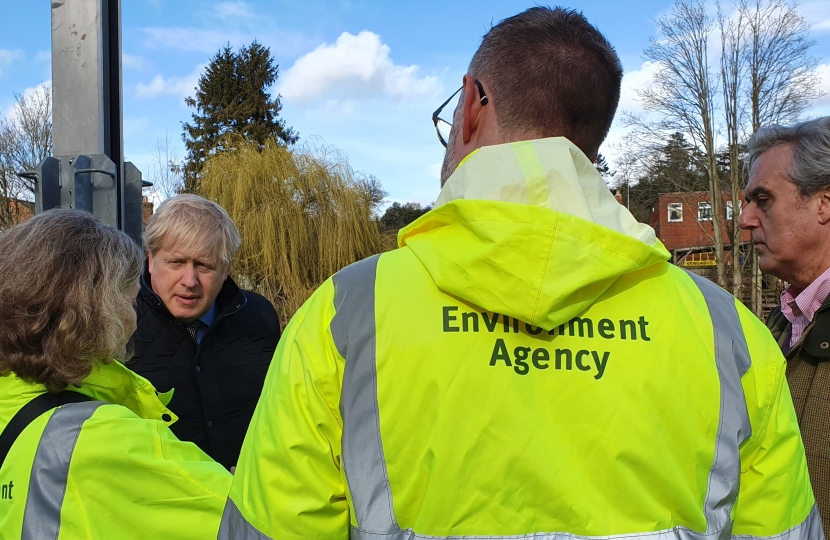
top-left (195, 302), bottom-right (217, 345)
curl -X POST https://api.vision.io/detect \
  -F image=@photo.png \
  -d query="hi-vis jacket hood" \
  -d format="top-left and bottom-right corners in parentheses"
top-left (399, 137), bottom-right (670, 330)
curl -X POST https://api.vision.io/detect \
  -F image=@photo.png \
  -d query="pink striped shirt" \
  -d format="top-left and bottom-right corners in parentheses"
top-left (781, 265), bottom-right (830, 349)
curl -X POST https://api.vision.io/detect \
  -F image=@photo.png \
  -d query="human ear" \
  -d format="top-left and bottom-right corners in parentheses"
top-left (817, 186), bottom-right (830, 225)
top-left (461, 75), bottom-right (483, 144)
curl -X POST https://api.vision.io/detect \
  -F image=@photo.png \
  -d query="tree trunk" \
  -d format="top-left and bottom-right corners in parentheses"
top-left (701, 107), bottom-right (726, 288)
top-left (751, 252), bottom-right (763, 317)
top-left (731, 185), bottom-right (743, 298)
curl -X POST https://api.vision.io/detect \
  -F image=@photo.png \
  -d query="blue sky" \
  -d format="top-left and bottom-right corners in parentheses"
top-left (1, 0), bottom-right (828, 206)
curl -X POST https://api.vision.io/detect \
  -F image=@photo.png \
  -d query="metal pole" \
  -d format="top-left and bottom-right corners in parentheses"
top-left (39, 0), bottom-right (146, 244)
top-left (51, 0), bottom-right (117, 160)
top-left (50, 0), bottom-right (123, 229)
top-left (102, 0), bottom-right (124, 229)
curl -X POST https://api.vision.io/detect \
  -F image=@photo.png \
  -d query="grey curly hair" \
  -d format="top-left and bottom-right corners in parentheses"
top-left (746, 116), bottom-right (830, 197)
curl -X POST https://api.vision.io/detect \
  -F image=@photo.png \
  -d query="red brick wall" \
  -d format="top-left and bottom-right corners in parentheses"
top-left (142, 196), bottom-right (154, 224)
top-left (5, 198), bottom-right (153, 225)
top-left (9, 199), bottom-right (34, 223)
top-left (649, 191), bottom-right (750, 252)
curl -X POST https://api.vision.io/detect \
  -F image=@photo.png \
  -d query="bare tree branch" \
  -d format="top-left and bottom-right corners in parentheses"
top-left (636, 0), bottom-right (728, 287)
top-left (148, 131), bottom-right (184, 201)
top-left (0, 83), bottom-right (52, 195)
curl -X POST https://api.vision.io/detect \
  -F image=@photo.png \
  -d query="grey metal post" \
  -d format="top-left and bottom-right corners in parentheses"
top-left (52, 0), bottom-right (123, 166)
top-left (37, 0), bottom-right (147, 245)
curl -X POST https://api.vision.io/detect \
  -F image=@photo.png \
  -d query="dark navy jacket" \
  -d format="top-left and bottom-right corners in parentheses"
top-left (128, 265), bottom-right (280, 469)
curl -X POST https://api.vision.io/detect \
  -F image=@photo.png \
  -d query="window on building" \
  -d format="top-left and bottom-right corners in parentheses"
top-left (725, 200), bottom-right (741, 220)
top-left (698, 202), bottom-right (712, 221)
top-left (667, 203), bottom-right (683, 222)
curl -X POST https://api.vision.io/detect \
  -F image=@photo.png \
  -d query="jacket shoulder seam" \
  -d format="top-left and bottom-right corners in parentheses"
top-left (295, 331), bottom-right (344, 431)
top-left (529, 218), bottom-right (557, 324)
top-left (153, 420), bottom-right (229, 500)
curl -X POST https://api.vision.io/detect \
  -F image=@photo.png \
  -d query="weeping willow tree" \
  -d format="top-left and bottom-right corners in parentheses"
top-left (201, 137), bottom-right (392, 324)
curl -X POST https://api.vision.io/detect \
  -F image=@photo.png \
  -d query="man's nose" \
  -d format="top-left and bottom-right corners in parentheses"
top-left (180, 265), bottom-right (199, 287)
top-left (738, 204), bottom-right (756, 230)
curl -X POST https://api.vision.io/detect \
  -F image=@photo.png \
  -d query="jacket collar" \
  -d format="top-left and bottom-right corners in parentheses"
top-left (435, 137), bottom-right (660, 246)
top-left (139, 258), bottom-right (247, 321)
top-left (72, 360), bottom-right (177, 424)
top-left (770, 292), bottom-right (830, 362)
top-left (1, 360), bottom-right (177, 426)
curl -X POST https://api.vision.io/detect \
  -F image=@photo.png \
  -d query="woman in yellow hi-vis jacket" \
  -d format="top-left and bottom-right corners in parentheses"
top-left (0, 210), bottom-right (232, 539)
top-left (221, 137), bottom-right (820, 540)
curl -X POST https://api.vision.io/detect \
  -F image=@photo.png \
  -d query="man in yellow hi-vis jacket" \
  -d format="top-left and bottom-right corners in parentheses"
top-left (220, 7), bottom-right (820, 539)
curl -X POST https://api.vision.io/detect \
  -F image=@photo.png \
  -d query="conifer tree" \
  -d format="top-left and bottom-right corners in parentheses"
top-left (182, 41), bottom-right (298, 192)
top-left (593, 154), bottom-right (612, 180)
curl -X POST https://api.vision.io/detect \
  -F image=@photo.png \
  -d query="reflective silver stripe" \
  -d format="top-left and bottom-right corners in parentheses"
top-left (21, 401), bottom-right (105, 540)
top-left (352, 510), bottom-right (825, 540)
top-left (352, 525), bottom-right (724, 539)
top-left (685, 271), bottom-right (752, 537)
top-left (330, 260), bottom-right (755, 539)
top-left (217, 498), bottom-right (271, 539)
top-left (733, 505), bottom-right (824, 540)
top-left (330, 255), bottom-right (400, 533)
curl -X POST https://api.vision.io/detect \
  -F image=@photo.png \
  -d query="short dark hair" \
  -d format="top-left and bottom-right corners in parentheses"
top-left (469, 6), bottom-right (623, 158)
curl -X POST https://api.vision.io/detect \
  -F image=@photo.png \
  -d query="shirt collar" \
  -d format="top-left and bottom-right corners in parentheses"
top-left (199, 302), bottom-right (218, 327)
top-left (780, 265), bottom-right (830, 324)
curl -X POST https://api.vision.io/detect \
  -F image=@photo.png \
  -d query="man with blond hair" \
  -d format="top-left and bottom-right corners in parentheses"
top-left (128, 194), bottom-right (280, 470)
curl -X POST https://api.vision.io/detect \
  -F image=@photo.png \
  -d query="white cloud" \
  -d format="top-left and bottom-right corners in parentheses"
top-left (427, 162), bottom-right (442, 184)
top-left (135, 64), bottom-right (204, 99)
top-left (2, 81), bottom-right (51, 123)
top-left (279, 31), bottom-right (441, 106)
top-left (33, 50), bottom-right (50, 64)
top-left (0, 49), bottom-right (23, 76)
top-left (214, 1), bottom-right (255, 19)
top-left (814, 63), bottom-right (830, 106)
top-left (801, 1), bottom-right (830, 31)
top-left (618, 61), bottom-right (659, 114)
top-left (811, 63), bottom-right (830, 119)
top-left (142, 27), bottom-right (250, 54)
top-left (591, 60), bottom-right (663, 171)
top-left (122, 53), bottom-right (144, 70)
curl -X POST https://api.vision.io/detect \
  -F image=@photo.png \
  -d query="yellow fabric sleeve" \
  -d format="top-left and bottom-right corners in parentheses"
top-left (229, 279), bottom-right (350, 540)
top-left (732, 302), bottom-right (815, 536)
top-left (59, 405), bottom-right (232, 539)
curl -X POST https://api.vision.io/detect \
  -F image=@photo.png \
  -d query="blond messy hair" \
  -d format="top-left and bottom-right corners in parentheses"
top-left (0, 210), bottom-right (142, 391)
top-left (144, 194), bottom-right (241, 269)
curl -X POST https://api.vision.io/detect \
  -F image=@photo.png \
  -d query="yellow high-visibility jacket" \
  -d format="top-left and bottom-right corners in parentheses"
top-left (223, 138), bottom-right (820, 540)
top-left (0, 359), bottom-right (232, 539)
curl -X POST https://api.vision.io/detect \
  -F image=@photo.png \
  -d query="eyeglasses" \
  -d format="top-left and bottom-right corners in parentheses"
top-left (432, 79), bottom-right (489, 148)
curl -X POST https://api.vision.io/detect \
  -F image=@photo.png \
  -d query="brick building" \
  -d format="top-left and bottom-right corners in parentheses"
top-left (648, 190), bottom-right (782, 313)
top-left (142, 196), bottom-right (154, 223)
top-left (649, 191), bottom-right (750, 265)
top-left (8, 198), bottom-right (34, 223)
top-left (3, 197), bottom-right (153, 226)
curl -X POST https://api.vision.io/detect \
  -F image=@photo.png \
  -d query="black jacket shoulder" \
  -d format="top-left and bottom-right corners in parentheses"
top-left (237, 290), bottom-right (279, 336)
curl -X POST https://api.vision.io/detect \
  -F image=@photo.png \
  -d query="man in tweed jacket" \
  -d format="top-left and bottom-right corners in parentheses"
top-left (739, 116), bottom-right (830, 536)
